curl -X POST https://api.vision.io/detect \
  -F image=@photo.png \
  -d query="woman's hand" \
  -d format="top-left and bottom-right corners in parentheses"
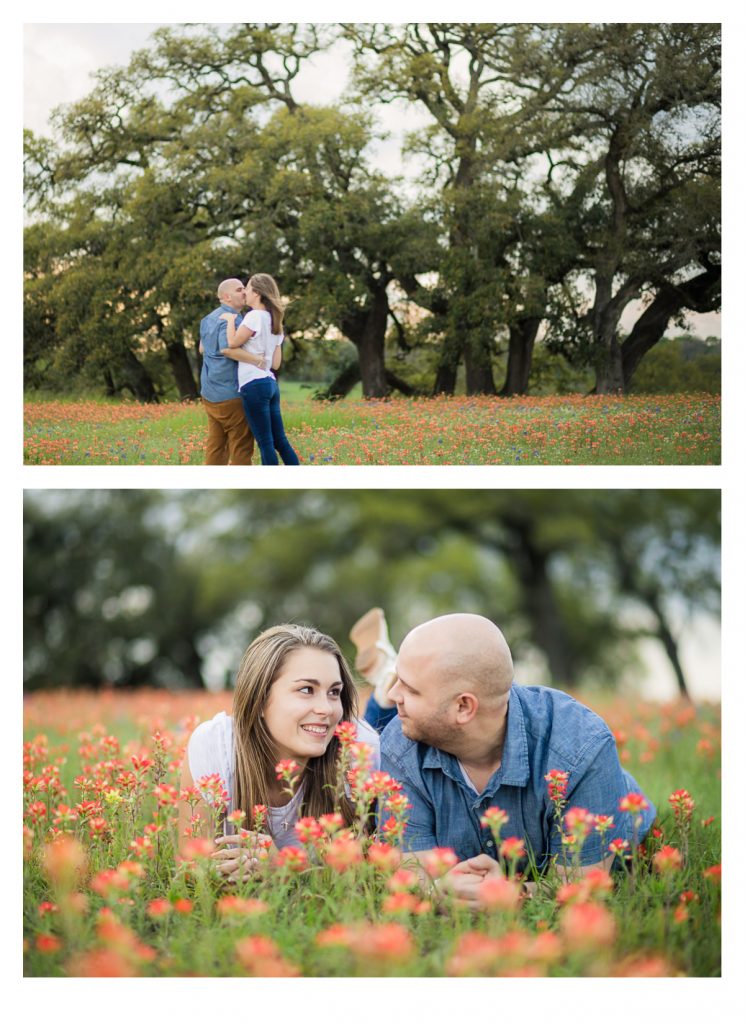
top-left (211, 833), bottom-right (274, 882)
top-left (219, 313), bottom-right (237, 322)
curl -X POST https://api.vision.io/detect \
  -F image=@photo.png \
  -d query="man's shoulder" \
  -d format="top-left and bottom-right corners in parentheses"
top-left (201, 306), bottom-right (223, 326)
top-left (514, 684), bottom-right (613, 762)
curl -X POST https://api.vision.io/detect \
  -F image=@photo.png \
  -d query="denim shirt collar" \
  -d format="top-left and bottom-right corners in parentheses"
top-left (421, 687), bottom-right (530, 793)
top-left (220, 302), bottom-right (242, 315)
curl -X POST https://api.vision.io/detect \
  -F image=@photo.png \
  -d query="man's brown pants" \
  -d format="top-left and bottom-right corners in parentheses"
top-left (203, 397), bottom-right (255, 465)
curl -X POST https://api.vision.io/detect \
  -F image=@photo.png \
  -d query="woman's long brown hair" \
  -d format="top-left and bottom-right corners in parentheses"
top-left (232, 624), bottom-right (358, 837)
top-left (248, 273), bottom-right (285, 335)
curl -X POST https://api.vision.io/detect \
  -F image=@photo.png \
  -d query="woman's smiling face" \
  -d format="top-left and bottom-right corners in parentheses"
top-left (262, 647), bottom-right (345, 765)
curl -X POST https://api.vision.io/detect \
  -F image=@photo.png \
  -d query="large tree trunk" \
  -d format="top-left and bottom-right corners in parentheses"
top-left (591, 275), bottom-right (626, 394)
top-left (464, 332), bottom-right (497, 395)
top-left (622, 266), bottom-right (721, 388)
top-left (316, 361), bottom-right (361, 400)
top-left (594, 329), bottom-right (626, 394)
top-left (165, 341), bottom-right (199, 400)
top-left (433, 340), bottom-right (461, 394)
top-left (340, 284), bottom-right (390, 398)
top-left (316, 362), bottom-right (421, 401)
top-left (501, 316), bottom-right (541, 396)
top-left (503, 517), bottom-right (579, 685)
top-left (614, 549), bottom-right (691, 701)
top-left (114, 349), bottom-right (159, 403)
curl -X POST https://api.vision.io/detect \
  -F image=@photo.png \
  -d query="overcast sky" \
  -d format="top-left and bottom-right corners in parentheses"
top-left (23, 21), bottom-right (722, 338)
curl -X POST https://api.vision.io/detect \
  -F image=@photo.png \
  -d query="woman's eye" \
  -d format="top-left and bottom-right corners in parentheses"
top-left (329, 689), bottom-right (342, 699)
top-left (299, 685), bottom-right (313, 694)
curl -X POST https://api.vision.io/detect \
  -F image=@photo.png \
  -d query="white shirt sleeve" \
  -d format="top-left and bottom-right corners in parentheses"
top-left (187, 712), bottom-right (234, 803)
top-left (244, 309), bottom-right (263, 333)
top-left (355, 716), bottom-right (381, 771)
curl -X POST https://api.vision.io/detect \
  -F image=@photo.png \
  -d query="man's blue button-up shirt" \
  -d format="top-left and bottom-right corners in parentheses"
top-left (199, 304), bottom-right (243, 402)
top-left (377, 684), bottom-right (656, 870)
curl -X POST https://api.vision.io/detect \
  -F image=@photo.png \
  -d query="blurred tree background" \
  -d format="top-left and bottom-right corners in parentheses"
top-left (24, 490), bottom-right (720, 701)
top-left (24, 23), bottom-right (720, 401)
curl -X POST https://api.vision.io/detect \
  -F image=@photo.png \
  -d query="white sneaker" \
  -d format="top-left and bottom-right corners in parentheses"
top-left (349, 608), bottom-right (397, 709)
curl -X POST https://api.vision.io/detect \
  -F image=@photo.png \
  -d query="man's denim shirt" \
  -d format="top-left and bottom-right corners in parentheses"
top-left (199, 304), bottom-right (242, 402)
top-left (375, 684), bottom-right (656, 870)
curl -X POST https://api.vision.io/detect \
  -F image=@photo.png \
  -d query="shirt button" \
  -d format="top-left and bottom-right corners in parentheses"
top-left (486, 840), bottom-right (494, 848)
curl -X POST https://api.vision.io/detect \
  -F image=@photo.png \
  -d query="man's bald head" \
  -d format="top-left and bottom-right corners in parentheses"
top-left (217, 278), bottom-right (244, 298)
top-left (217, 278), bottom-right (245, 302)
top-left (398, 614), bottom-right (513, 705)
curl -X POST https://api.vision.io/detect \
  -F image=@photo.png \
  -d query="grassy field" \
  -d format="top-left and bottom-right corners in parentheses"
top-left (24, 688), bottom-right (720, 977)
top-left (23, 387), bottom-right (721, 465)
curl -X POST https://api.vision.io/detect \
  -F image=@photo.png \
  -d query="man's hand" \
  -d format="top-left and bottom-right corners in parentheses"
top-left (437, 853), bottom-right (504, 908)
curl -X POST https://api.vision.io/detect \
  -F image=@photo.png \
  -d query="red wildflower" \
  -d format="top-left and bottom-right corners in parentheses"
top-left (420, 847), bottom-right (459, 879)
top-left (318, 812), bottom-right (344, 835)
top-left (618, 792), bottom-right (650, 815)
top-left (366, 842), bottom-right (402, 873)
top-left (42, 835), bottom-right (87, 888)
top-left (479, 876), bottom-right (522, 911)
top-left (216, 896), bottom-right (269, 917)
top-left (480, 806), bottom-right (510, 843)
top-left (653, 845), bottom-right (683, 874)
top-left (387, 868), bottom-right (420, 893)
top-left (274, 846), bottom-right (309, 872)
top-left (560, 901), bottom-right (617, 951)
top-left (334, 721), bottom-right (358, 747)
top-left (235, 935), bottom-right (300, 977)
top-left (67, 948), bottom-right (138, 977)
top-left (563, 807), bottom-right (595, 839)
top-left (146, 898), bottom-right (172, 918)
top-left (317, 921), bottom-right (414, 962)
top-left (382, 892), bottom-right (423, 915)
top-left (499, 836), bottom-right (525, 861)
top-left (544, 769), bottom-right (569, 801)
top-left (294, 816), bottom-right (324, 845)
top-left (668, 789), bottom-right (695, 823)
top-left (324, 835), bottom-right (363, 872)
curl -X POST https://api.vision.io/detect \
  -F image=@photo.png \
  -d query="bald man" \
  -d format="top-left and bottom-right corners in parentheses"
top-left (362, 613), bottom-right (655, 906)
top-left (199, 279), bottom-right (264, 465)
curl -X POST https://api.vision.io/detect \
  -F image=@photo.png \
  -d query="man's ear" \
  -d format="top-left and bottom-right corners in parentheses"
top-left (455, 692), bottom-right (479, 724)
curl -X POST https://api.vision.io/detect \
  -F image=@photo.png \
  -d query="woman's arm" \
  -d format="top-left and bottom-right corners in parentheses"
top-left (220, 313), bottom-right (256, 349)
top-left (221, 348), bottom-right (267, 368)
top-left (271, 344), bottom-right (282, 371)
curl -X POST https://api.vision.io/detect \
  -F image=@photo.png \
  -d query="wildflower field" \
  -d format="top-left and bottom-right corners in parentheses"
top-left (23, 390), bottom-right (720, 465)
top-left (23, 688), bottom-right (721, 978)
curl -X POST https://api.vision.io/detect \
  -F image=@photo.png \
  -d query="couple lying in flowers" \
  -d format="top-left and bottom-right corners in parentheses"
top-left (181, 611), bottom-right (655, 906)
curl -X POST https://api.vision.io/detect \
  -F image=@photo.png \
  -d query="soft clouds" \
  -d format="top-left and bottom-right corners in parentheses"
top-left (24, 24), bottom-right (166, 134)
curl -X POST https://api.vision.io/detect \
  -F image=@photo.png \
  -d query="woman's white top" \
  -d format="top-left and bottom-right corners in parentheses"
top-left (236, 308), bottom-right (283, 388)
top-left (187, 711), bottom-right (381, 849)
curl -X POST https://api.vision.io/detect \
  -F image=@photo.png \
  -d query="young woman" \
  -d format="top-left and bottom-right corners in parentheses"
top-left (220, 273), bottom-right (300, 465)
top-left (179, 624), bottom-right (380, 881)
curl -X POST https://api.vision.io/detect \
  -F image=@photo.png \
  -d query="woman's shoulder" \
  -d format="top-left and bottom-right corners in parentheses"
top-left (354, 716), bottom-right (381, 769)
top-left (245, 308), bottom-right (271, 328)
top-left (187, 711), bottom-right (234, 780)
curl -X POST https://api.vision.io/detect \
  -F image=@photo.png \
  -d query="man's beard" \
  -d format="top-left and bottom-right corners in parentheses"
top-left (400, 712), bottom-right (460, 752)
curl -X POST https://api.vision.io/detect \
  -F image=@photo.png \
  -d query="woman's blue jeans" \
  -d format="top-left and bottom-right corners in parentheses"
top-left (239, 378), bottom-right (300, 465)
